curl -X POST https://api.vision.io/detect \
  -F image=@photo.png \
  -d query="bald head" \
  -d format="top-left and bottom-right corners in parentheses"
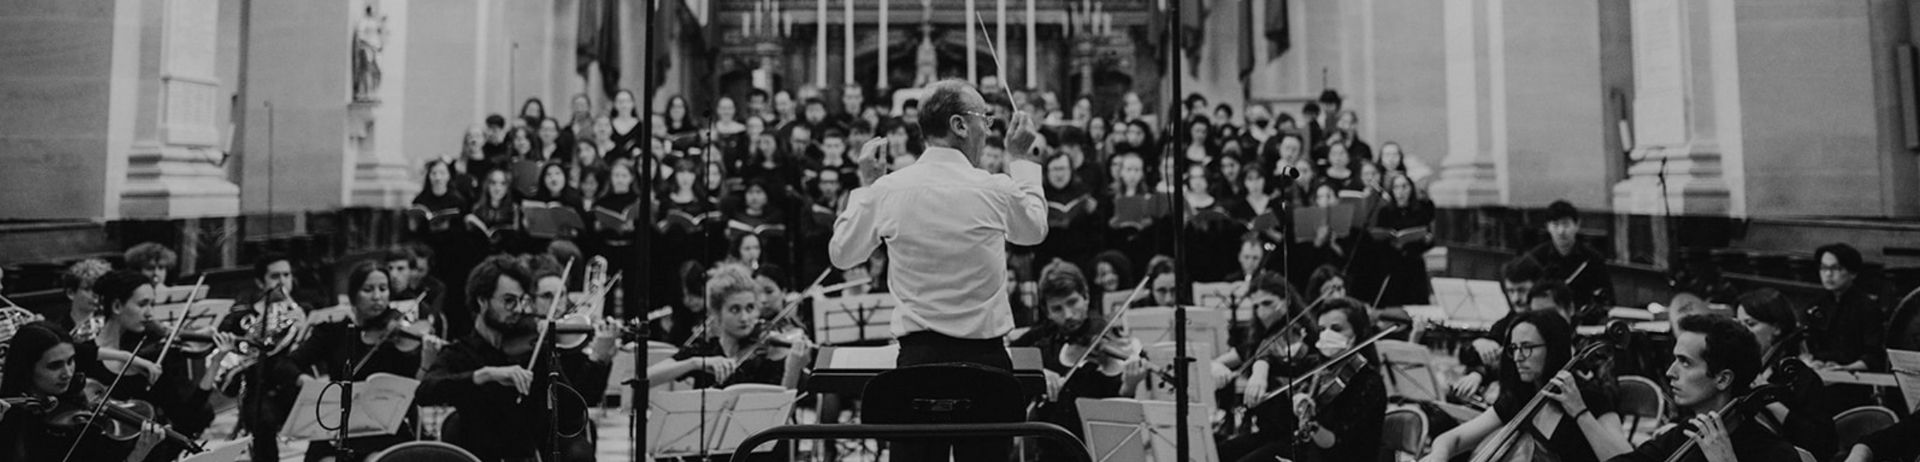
top-left (919, 79), bottom-right (993, 162)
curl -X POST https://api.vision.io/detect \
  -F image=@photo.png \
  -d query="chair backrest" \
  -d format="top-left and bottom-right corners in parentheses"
top-left (1613, 375), bottom-right (1666, 443)
top-left (1379, 406), bottom-right (1428, 462)
top-left (367, 441), bottom-right (483, 462)
top-left (1833, 405), bottom-right (1899, 450)
top-left (861, 362), bottom-right (1025, 424)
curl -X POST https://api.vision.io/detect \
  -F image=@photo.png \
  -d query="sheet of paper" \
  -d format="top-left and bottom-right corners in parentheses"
top-left (1888, 348), bottom-right (1920, 412)
top-left (280, 373), bottom-right (419, 441)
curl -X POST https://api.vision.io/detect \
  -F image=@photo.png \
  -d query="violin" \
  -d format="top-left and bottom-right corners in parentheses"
top-left (1, 395), bottom-right (58, 416)
top-left (1246, 324), bottom-right (1402, 423)
top-left (45, 379), bottom-right (204, 453)
top-left (1057, 317), bottom-right (1147, 377)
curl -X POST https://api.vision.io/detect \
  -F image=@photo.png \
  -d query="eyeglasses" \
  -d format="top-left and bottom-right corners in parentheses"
top-left (493, 294), bottom-right (534, 311)
top-left (1505, 342), bottom-right (1547, 360)
top-left (961, 111), bottom-right (1008, 132)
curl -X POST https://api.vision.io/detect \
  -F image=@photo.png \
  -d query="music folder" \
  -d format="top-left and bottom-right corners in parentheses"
top-left (281, 373), bottom-right (419, 441)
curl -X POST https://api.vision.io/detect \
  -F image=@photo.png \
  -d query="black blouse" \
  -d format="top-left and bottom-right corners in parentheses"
top-left (1490, 377), bottom-right (1617, 462)
top-left (670, 336), bottom-right (786, 389)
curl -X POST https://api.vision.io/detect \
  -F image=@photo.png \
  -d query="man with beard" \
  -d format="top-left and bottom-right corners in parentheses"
top-left (417, 255), bottom-right (621, 462)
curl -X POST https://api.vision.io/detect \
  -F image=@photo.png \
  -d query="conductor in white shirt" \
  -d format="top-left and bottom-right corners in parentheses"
top-left (829, 79), bottom-right (1045, 460)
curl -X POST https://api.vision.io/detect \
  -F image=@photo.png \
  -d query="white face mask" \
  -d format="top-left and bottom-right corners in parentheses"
top-left (1315, 329), bottom-right (1352, 357)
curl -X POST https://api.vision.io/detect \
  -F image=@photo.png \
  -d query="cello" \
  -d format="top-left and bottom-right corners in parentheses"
top-left (1463, 338), bottom-right (1614, 462)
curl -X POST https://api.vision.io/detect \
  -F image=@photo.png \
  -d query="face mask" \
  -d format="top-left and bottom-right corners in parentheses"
top-left (1315, 329), bottom-right (1352, 357)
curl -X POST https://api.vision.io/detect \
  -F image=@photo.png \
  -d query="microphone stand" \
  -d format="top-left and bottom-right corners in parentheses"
top-left (332, 314), bottom-right (358, 461)
top-left (1167, 0), bottom-right (1190, 456)
top-left (631, 1), bottom-right (656, 460)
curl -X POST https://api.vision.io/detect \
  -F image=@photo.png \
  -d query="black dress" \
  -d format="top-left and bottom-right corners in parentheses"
top-left (1488, 377), bottom-right (1617, 462)
top-left (1372, 199), bottom-right (1435, 307)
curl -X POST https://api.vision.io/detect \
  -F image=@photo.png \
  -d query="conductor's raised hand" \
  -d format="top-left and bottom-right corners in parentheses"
top-left (1006, 111), bottom-right (1041, 164)
top-left (854, 137), bottom-right (890, 187)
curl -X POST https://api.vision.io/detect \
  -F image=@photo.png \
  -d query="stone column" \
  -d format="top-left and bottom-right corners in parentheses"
top-left (120, 0), bottom-right (241, 219)
top-left (0, 0), bottom-right (143, 219)
top-left (1426, 0), bottom-right (1501, 207)
top-left (239, 0), bottom-right (352, 213)
top-left (349, 0), bottom-right (417, 208)
top-left (1610, 0), bottom-right (1732, 217)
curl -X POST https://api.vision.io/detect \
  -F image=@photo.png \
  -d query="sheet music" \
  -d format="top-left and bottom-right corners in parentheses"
top-left (179, 439), bottom-right (250, 462)
top-left (1889, 348), bottom-right (1920, 412)
top-left (281, 373), bottom-right (419, 441)
top-left (824, 344), bottom-right (901, 369)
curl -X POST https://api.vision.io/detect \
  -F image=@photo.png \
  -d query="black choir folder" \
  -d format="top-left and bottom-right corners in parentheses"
top-left (595, 205), bottom-right (641, 233)
top-left (406, 204), bottom-right (463, 232)
top-left (655, 208), bottom-right (718, 233)
top-left (1289, 203), bottom-right (1357, 243)
top-left (281, 373), bottom-right (417, 440)
top-left (523, 201), bottom-right (584, 239)
top-left (1048, 195), bottom-right (1096, 228)
top-left (1111, 194), bottom-right (1164, 229)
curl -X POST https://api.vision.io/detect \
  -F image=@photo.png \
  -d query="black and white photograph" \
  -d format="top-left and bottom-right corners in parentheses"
top-left (1, 1), bottom-right (1918, 461)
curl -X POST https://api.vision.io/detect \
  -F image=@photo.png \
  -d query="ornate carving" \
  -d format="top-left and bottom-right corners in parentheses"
top-left (352, 0), bottom-right (388, 102)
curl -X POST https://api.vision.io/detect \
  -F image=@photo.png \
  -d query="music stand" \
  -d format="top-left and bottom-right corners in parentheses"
top-left (1125, 307), bottom-right (1228, 365)
top-left (1376, 339), bottom-right (1443, 403)
top-left (647, 389), bottom-right (728, 459)
top-left (1076, 398), bottom-right (1149, 462)
top-left (710, 386), bottom-right (798, 455)
top-left (179, 439), bottom-right (250, 462)
top-left (811, 293), bottom-right (897, 345)
top-left (1191, 282), bottom-right (1250, 322)
top-left (1076, 398), bottom-right (1218, 462)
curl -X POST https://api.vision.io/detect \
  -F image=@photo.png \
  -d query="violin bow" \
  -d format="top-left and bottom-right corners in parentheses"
top-left (151, 274), bottom-right (208, 367)
top-left (762, 268), bottom-right (834, 331)
top-left (0, 292), bottom-right (19, 309)
top-left (1252, 324), bottom-right (1404, 407)
top-left (1056, 274), bottom-right (1155, 388)
top-left (60, 323), bottom-right (163, 462)
top-left (524, 258), bottom-right (577, 371)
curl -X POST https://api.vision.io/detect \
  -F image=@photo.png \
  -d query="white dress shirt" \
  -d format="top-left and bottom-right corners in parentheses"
top-left (829, 146), bottom-right (1048, 339)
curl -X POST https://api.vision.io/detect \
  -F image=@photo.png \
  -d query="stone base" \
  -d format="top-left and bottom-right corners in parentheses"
top-left (350, 161), bottom-right (417, 208)
top-left (1428, 157), bottom-right (1501, 207)
top-left (1610, 144), bottom-right (1729, 216)
top-left (121, 144), bottom-right (240, 219)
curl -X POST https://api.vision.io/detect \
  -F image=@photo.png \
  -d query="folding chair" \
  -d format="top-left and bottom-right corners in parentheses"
top-left (1833, 405), bottom-right (1898, 451)
top-left (1380, 406), bottom-right (1429, 462)
top-left (1614, 376), bottom-right (1667, 444)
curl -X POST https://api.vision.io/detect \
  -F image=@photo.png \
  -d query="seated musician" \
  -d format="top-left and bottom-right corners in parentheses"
top-left (216, 253), bottom-right (309, 462)
top-left (1, 321), bottom-right (170, 461)
top-left (1802, 243), bottom-right (1888, 417)
top-left (91, 269), bottom-right (218, 457)
top-left (1451, 256), bottom-right (1544, 403)
top-left (279, 261), bottom-right (423, 461)
top-left (384, 246), bottom-right (446, 336)
top-left (1607, 314), bottom-right (1798, 462)
top-left (1424, 310), bottom-right (1632, 462)
top-left (1211, 272), bottom-right (1310, 441)
top-left (1010, 261), bottom-right (1148, 461)
top-left (48, 259), bottom-right (160, 385)
top-left (417, 255), bottom-right (620, 462)
top-left (1219, 297), bottom-right (1387, 462)
top-left (1524, 201), bottom-right (1614, 309)
top-left (647, 262), bottom-right (810, 389)
top-left (123, 242), bottom-right (177, 288)
top-left (1733, 288), bottom-right (1836, 458)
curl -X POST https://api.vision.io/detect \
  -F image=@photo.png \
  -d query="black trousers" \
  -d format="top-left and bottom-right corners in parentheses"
top-left (892, 331), bottom-right (1014, 462)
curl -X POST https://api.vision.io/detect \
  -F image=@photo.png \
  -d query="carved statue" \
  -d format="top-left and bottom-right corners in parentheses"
top-left (913, 24), bottom-right (938, 87)
top-left (353, 0), bottom-right (388, 100)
